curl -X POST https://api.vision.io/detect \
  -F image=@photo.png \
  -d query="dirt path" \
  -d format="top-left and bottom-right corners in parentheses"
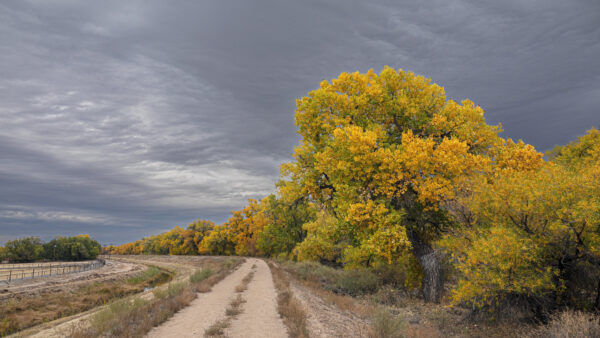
top-left (147, 258), bottom-right (287, 338)
top-left (226, 259), bottom-right (287, 338)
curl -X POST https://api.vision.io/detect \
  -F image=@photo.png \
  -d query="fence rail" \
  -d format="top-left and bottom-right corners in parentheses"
top-left (0, 259), bottom-right (105, 283)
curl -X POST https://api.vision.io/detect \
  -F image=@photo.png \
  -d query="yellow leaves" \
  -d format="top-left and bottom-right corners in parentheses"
top-left (548, 128), bottom-right (600, 170)
top-left (444, 144), bottom-right (600, 306)
top-left (345, 201), bottom-right (388, 230)
top-left (223, 197), bottom-right (273, 256)
top-left (294, 211), bottom-right (341, 262)
top-left (444, 225), bottom-right (555, 307)
top-left (398, 130), bottom-right (489, 205)
top-left (490, 138), bottom-right (544, 174)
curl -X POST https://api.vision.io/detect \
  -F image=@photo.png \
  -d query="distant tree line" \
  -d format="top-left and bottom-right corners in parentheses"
top-left (0, 235), bottom-right (101, 262)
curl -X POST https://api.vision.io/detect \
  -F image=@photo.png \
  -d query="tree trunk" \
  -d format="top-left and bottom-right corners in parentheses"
top-left (594, 278), bottom-right (600, 312)
top-left (407, 229), bottom-right (443, 303)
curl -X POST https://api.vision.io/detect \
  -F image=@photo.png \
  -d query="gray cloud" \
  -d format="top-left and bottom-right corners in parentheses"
top-left (1, 0), bottom-right (598, 244)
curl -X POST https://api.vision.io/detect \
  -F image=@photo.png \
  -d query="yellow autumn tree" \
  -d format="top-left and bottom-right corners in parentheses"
top-left (282, 67), bottom-right (506, 302)
top-left (198, 225), bottom-right (235, 255)
top-left (445, 128), bottom-right (600, 310)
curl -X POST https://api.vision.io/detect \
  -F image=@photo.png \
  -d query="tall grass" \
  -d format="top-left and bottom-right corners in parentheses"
top-left (534, 310), bottom-right (600, 338)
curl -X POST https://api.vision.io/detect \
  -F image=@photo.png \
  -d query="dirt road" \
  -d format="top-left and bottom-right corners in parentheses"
top-left (147, 258), bottom-right (287, 338)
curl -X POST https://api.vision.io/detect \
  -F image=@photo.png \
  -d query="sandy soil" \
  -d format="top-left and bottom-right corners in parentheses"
top-left (226, 259), bottom-right (288, 338)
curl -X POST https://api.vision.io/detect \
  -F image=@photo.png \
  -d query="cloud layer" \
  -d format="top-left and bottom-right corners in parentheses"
top-left (1, 0), bottom-right (598, 244)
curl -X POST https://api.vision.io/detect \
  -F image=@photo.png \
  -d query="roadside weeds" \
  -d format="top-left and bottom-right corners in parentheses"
top-left (268, 261), bottom-right (310, 338)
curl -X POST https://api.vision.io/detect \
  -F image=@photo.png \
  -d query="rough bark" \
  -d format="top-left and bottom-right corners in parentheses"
top-left (407, 229), bottom-right (443, 303)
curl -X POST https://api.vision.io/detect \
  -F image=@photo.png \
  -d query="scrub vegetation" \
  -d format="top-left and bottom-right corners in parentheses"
top-left (0, 266), bottom-right (171, 336)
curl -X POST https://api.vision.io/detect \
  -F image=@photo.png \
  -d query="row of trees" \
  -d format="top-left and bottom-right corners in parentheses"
top-left (1, 235), bottom-right (102, 262)
top-left (107, 68), bottom-right (600, 314)
top-left (105, 197), bottom-right (314, 259)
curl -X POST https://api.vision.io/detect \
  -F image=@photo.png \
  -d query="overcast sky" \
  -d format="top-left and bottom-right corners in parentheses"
top-left (1, 0), bottom-right (598, 245)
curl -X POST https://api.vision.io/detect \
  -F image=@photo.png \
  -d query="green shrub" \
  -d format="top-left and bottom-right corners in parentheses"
top-left (42, 235), bottom-right (101, 261)
top-left (328, 268), bottom-right (379, 296)
top-left (126, 266), bottom-right (161, 284)
top-left (190, 268), bottom-right (214, 283)
top-left (167, 282), bottom-right (187, 298)
top-left (285, 261), bottom-right (379, 296)
top-left (285, 261), bottom-right (340, 283)
top-left (370, 308), bottom-right (405, 338)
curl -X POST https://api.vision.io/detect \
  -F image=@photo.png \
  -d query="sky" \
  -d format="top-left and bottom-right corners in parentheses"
top-left (1, 0), bottom-right (599, 245)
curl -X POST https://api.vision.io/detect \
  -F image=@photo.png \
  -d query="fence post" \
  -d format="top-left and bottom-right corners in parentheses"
top-left (33, 268), bottom-right (35, 278)
top-left (8, 270), bottom-right (11, 282)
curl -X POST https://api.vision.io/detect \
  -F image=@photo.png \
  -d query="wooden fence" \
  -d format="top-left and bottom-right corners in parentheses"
top-left (0, 259), bottom-right (105, 283)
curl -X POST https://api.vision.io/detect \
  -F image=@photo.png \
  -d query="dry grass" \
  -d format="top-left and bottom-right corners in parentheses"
top-left (205, 319), bottom-right (230, 336)
top-left (302, 278), bottom-right (373, 316)
top-left (235, 270), bottom-right (255, 293)
top-left (368, 307), bottom-right (405, 338)
top-left (533, 310), bottom-right (600, 338)
top-left (225, 294), bottom-right (246, 317)
top-left (268, 261), bottom-right (310, 338)
top-left (0, 266), bottom-right (171, 336)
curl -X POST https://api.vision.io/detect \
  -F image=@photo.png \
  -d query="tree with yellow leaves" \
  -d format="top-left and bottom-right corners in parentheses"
top-left (445, 128), bottom-right (600, 311)
top-left (282, 67), bottom-right (505, 302)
